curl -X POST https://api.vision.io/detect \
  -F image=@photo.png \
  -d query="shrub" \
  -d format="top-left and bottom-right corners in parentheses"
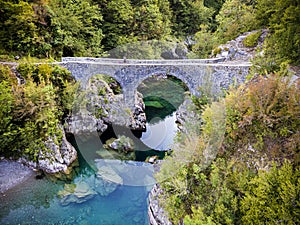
top-left (243, 30), bottom-right (262, 47)
top-left (225, 74), bottom-right (300, 166)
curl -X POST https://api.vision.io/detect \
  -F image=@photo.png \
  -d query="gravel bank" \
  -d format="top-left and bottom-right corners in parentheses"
top-left (0, 159), bottom-right (35, 193)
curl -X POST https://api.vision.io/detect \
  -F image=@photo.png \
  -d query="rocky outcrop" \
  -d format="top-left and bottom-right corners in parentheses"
top-left (65, 114), bottom-right (108, 135)
top-left (130, 91), bottom-right (147, 130)
top-left (212, 29), bottom-right (268, 62)
top-left (148, 184), bottom-right (172, 225)
top-left (19, 128), bottom-right (78, 178)
top-left (65, 75), bottom-right (146, 136)
top-left (104, 136), bottom-right (135, 153)
top-left (176, 96), bottom-right (202, 134)
top-left (38, 129), bottom-right (77, 175)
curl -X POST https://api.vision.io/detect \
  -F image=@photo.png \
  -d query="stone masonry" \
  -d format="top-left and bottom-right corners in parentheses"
top-left (60, 57), bottom-right (251, 109)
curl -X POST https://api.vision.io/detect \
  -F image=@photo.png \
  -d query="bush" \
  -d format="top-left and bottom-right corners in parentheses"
top-left (224, 74), bottom-right (300, 166)
top-left (243, 30), bottom-right (262, 47)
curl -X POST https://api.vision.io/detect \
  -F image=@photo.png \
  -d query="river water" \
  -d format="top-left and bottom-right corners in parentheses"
top-left (0, 76), bottom-right (186, 225)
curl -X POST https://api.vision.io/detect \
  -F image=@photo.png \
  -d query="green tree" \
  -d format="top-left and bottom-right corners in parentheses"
top-left (132, 0), bottom-right (171, 40)
top-left (241, 162), bottom-right (300, 224)
top-left (0, 1), bottom-right (39, 54)
top-left (101, 0), bottom-right (135, 50)
top-left (204, 0), bottom-right (226, 31)
top-left (256, 0), bottom-right (300, 65)
top-left (169, 0), bottom-right (214, 35)
top-left (0, 64), bottom-right (77, 159)
top-left (191, 25), bottom-right (219, 58)
top-left (47, 0), bottom-right (104, 57)
top-left (216, 0), bottom-right (257, 41)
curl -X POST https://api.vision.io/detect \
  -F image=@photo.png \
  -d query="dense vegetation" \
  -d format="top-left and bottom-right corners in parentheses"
top-left (156, 70), bottom-right (300, 224)
top-left (0, 0), bottom-right (299, 66)
top-left (0, 63), bottom-right (78, 160)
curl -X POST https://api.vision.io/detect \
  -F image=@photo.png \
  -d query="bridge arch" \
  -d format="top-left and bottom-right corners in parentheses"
top-left (61, 58), bottom-right (251, 109)
top-left (113, 65), bottom-right (197, 108)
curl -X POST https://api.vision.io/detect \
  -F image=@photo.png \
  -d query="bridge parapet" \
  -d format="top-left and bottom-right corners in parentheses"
top-left (61, 57), bottom-right (226, 65)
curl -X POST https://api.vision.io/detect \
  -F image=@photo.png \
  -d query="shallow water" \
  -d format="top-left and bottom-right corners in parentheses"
top-left (0, 76), bottom-right (186, 225)
top-left (0, 172), bottom-right (150, 225)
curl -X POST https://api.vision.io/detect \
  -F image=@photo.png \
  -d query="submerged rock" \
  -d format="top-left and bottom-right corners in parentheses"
top-left (95, 166), bottom-right (123, 196)
top-left (0, 159), bottom-right (35, 193)
top-left (58, 181), bottom-right (97, 206)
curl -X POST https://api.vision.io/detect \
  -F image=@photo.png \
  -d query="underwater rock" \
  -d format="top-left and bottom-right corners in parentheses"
top-left (0, 159), bottom-right (35, 193)
top-left (94, 166), bottom-right (123, 196)
top-left (58, 181), bottom-right (97, 206)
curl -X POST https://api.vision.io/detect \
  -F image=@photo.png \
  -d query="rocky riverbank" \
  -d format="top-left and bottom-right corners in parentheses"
top-left (148, 184), bottom-right (172, 225)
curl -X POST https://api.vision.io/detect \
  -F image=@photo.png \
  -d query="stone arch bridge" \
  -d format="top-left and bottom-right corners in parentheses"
top-left (61, 57), bottom-right (251, 108)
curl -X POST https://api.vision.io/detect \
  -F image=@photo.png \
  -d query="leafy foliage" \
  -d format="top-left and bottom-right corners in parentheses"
top-left (47, 0), bottom-right (103, 57)
top-left (225, 74), bottom-right (300, 166)
top-left (257, 0), bottom-right (300, 65)
top-left (216, 0), bottom-right (257, 42)
top-left (0, 64), bottom-right (77, 160)
top-left (169, 0), bottom-right (214, 35)
top-left (156, 72), bottom-right (300, 224)
top-left (242, 30), bottom-right (262, 47)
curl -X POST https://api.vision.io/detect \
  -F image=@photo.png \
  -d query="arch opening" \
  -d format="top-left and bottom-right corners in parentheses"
top-left (137, 74), bottom-right (189, 122)
top-left (137, 74), bottom-right (188, 151)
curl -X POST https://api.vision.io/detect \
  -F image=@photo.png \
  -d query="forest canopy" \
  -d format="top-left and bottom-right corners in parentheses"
top-left (0, 0), bottom-right (299, 66)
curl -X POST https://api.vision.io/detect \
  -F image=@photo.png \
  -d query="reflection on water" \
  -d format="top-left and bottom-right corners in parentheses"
top-left (141, 112), bottom-right (178, 150)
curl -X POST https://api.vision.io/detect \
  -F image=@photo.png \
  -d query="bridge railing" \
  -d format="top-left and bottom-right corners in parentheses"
top-left (61, 57), bottom-right (226, 64)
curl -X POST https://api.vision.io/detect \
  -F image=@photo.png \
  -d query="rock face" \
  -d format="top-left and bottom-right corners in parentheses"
top-left (38, 129), bottom-right (77, 175)
top-left (176, 96), bottom-right (202, 134)
top-left (213, 29), bottom-right (268, 61)
top-left (18, 128), bottom-right (78, 177)
top-left (58, 181), bottom-right (97, 206)
top-left (148, 184), bottom-right (172, 225)
top-left (65, 75), bottom-right (146, 136)
top-left (130, 91), bottom-right (147, 131)
top-left (104, 136), bottom-right (135, 153)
